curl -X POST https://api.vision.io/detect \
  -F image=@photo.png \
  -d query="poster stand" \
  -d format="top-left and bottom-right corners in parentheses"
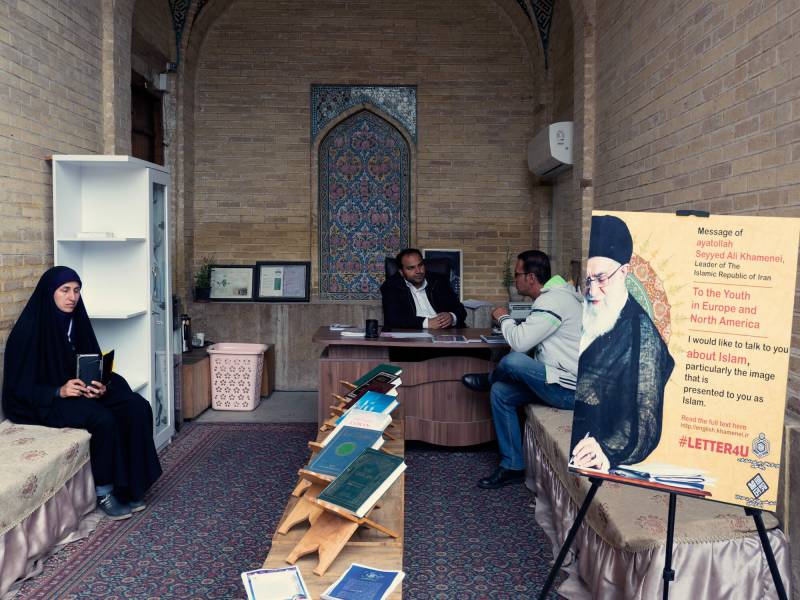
top-left (537, 477), bottom-right (787, 600)
top-left (540, 209), bottom-right (789, 600)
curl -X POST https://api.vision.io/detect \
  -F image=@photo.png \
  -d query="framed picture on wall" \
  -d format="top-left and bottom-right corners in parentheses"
top-left (209, 265), bottom-right (255, 301)
top-left (255, 261), bottom-right (311, 302)
top-left (422, 249), bottom-right (463, 301)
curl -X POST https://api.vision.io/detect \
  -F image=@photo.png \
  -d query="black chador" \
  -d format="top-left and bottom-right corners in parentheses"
top-left (2, 266), bottom-right (162, 503)
top-left (571, 297), bottom-right (675, 468)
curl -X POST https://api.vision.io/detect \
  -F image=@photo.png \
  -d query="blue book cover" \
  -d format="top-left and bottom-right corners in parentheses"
top-left (351, 391), bottom-right (397, 414)
top-left (322, 563), bottom-right (404, 600)
top-left (307, 426), bottom-right (383, 478)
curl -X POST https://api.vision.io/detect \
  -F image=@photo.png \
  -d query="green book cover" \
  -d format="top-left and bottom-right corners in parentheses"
top-left (317, 448), bottom-right (405, 516)
top-left (353, 363), bottom-right (403, 387)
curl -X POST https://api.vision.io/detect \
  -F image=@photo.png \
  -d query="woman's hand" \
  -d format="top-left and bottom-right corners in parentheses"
top-left (60, 379), bottom-right (89, 398)
top-left (85, 380), bottom-right (107, 398)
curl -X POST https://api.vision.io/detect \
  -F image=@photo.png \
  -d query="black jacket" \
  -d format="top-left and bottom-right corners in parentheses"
top-left (380, 272), bottom-right (467, 329)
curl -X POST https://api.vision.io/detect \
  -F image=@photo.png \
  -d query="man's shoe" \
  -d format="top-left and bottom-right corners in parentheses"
top-left (129, 499), bottom-right (147, 513)
top-left (478, 467), bottom-right (525, 489)
top-left (97, 493), bottom-right (132, 520)
top-left (462, 372), bottom-right (491, 392)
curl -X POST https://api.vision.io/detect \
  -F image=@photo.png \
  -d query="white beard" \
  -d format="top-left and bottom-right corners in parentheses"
top-left (580, 282), bottom-right (628, 355)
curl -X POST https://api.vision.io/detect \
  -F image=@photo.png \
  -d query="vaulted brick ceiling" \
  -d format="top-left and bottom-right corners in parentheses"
top-left (167, 0), bottom-right (556, 67)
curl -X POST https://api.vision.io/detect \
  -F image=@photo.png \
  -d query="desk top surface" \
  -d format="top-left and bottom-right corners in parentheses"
top-left (312, 326), bottom-right (506, 348)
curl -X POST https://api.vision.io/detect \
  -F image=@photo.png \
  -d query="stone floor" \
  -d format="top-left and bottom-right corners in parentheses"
top-left (193, 391), bottom-right (318, 423)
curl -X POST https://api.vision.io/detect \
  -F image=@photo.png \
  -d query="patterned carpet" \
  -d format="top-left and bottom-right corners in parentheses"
top-left (15, 423), bottom-right (561, 599)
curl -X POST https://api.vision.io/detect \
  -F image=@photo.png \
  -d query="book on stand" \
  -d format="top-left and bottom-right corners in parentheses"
top-left (339, 391), bottom-right (398, 421)
top-left (341, 380), bottom-right (399, 408)
top-left (305, 426), bottom-right (385, 479)
top-left (317, 448), bottom-right (406, 518)
top-left (353, 364), bottom-right (403, 387)
top-left (240, 566), bottom-right (309, 600)
top-left (322, 410), bottom-right (393, 445)
top-left (321, 563), bottom-right (405, 600)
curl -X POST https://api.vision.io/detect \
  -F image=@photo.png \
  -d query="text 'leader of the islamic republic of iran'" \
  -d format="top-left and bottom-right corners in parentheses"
top-left (570, 215), bottom-right (675, 472)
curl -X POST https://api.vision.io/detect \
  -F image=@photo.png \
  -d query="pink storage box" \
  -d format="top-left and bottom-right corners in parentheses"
top-left (206, 343), bottom-right (267, 411)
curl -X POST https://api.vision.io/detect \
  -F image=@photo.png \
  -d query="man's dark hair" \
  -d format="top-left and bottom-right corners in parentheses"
top-left (518, 250), bottom-right (551, 285)
top-left (396, 248), bottom-right (423, 265)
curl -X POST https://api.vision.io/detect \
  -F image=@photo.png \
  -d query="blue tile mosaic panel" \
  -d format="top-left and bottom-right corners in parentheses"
top-left (312, 85), bottom-right (417, 144)
top-left (318, 110), bottom-right (411, 300)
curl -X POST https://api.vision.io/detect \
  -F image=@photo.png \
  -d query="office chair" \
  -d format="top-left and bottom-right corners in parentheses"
top-left (384, 256), bottom-right (453, 281)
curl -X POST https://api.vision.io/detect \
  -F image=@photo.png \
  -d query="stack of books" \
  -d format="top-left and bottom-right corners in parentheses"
top-left (305, 364), bottom-right (406, 517)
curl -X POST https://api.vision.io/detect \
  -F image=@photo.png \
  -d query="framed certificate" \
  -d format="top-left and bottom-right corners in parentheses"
top-left (209, 265), bottom-right (255, 301)
top-left (255, 261), bottom-right (311, 302)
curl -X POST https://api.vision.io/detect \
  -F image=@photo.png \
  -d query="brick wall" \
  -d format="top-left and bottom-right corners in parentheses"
top-left (191, 0), bottom-right (545, 301)
top-left (0, 0), bottom-right (104, 353)
top-left (591, 1), bottom-right (800, 590)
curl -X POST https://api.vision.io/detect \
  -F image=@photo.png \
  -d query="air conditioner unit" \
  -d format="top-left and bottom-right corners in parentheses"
top-left (527, 121), bottom-right (573, 178)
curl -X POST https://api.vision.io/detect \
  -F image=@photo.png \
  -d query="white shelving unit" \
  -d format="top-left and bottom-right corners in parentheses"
top-left (53, 155), bottom-right (174, 449)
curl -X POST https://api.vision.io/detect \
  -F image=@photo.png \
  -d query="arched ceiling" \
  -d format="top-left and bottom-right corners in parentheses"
top-left (168, 0), bottom-right (557, 68)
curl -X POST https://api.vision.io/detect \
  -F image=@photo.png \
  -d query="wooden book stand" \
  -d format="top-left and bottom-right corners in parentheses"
top-left (285, 496), bottom-right (399, 576)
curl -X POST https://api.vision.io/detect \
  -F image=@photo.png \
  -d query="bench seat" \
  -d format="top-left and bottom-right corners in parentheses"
top-left (524, 404), bottom-right (791, 598)
top-left (0, 420), bottom-right (95, 596)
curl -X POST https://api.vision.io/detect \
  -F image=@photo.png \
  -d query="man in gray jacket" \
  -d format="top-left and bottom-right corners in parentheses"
top-left (462, 250), bottom-right (583, 489)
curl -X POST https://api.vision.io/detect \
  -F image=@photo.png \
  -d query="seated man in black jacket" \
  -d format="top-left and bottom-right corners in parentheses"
top-left (380, 248), bottom-right (467, 329)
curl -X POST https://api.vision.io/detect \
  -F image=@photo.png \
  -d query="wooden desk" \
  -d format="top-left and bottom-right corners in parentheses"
top-left (313, 327), bottom-right (507, 446)
top-left (263, 424), bottom-right (404, 598)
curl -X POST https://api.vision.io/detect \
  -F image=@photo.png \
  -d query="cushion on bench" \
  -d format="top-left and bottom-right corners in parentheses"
top-left (524, 404), bottom-right (779, 552)
top-left (0, 421), bottom-right (91, 536)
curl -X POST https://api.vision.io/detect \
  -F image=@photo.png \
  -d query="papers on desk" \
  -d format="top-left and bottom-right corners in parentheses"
top-left (330, 323), bottom-right (355, 331)
top-left (379, 332), bottom-right (433, 339)
top-left (339, 329), bottom-right (366, 337)
top-left (241, 566), bottom-right (309, 599)
top-left (480, 334), bottom-right (507, 344)
top-left (432, 334), bottom-right (467, 343)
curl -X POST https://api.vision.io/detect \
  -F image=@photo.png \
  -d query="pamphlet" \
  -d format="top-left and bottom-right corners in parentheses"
top-left (321, 563), bottom-right (405, 600)
top-left (240, 566), bottom-right (309, 600)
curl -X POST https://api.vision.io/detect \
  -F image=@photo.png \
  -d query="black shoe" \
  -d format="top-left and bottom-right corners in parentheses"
top-left (462, 372), bottom-right (491, 392)
top-left (478, 467), bottom-right (525, 489)
top-left (97, 493), bottom-right (132, 520)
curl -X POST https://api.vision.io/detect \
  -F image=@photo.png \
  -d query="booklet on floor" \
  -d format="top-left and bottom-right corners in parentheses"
top-left (321, 563), bottom-right (405, 600)
top-left (240, 566), bottom-right (309, 600)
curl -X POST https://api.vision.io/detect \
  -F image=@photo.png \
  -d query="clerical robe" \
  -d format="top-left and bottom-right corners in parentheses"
top-left (571, 296), bottom-right (675, 468)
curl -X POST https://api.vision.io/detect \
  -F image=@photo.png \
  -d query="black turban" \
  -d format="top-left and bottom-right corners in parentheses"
top-left (588, 215), bottom-right (633, 265)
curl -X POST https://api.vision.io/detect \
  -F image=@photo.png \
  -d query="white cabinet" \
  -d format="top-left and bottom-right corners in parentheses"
top-left (53, 155), bottom-right (174, 448)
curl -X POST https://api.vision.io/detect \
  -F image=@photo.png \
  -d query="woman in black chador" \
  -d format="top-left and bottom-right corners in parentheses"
top-left (2, 266), bottom-right (162, 520)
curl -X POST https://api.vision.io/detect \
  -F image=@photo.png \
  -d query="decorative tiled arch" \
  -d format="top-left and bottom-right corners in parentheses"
top-left (311, 85), bottom-right (417, 144)
top-left (318, 109), bottom-right (412, 300)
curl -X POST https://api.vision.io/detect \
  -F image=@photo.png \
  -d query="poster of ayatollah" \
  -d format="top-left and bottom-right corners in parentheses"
top-left (569, 211), bottom-right (799, 509)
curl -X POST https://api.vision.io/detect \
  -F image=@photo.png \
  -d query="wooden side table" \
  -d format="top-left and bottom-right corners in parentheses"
top-left (181, 348), bottom-right (211, 419)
